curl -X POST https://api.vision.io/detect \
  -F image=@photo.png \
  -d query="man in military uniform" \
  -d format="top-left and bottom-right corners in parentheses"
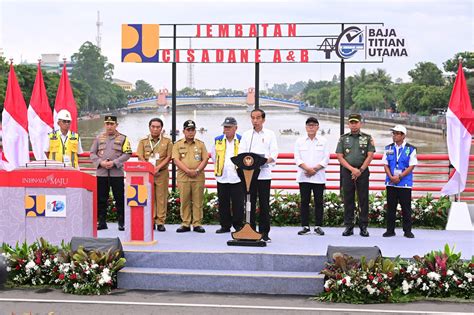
top-left (90, 115), bottom-right (132, 231)
top-left (47, 109), bottom-right (83, 168)
top-left (336, 113), bottom-right (375, 237)
top-left (172, 120), bottom-right (209, 233)
top-left (137, 118), bottom-right (173, 232)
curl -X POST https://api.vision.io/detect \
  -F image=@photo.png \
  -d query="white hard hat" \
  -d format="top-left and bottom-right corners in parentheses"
top-left (390, 124), bottom-right (407, 135)
top-left (57, 109), bottom-right (72, 121)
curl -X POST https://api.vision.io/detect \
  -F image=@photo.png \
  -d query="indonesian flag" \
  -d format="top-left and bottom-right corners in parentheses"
top-left (54, 62), bottom-right (78, 132)
top-left (28, 62), bottom-right (54, 160)
top-left (1, 63), bottom-right (30, 170)
top-left (441, 62), bottom-right (474, 195)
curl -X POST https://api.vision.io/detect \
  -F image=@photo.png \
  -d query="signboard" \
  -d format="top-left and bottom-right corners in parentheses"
top-left (122, 23), bottom-right (407, 63)
top-left (25, 195), bottom-right (67, 217)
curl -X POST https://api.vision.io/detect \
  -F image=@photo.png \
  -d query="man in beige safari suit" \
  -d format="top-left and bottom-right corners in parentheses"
top-left (137, 118), bottom-right (173, 232)
top-left (172, 120), bottom-right (209, 233)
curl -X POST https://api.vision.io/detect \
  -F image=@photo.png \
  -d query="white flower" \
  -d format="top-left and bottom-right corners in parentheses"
top-left (446, 270), bottom-right (454, 276)
top-left (343, 276), bottom-right (352, 286)
top-left (427, 272), bottom-right (441, 281)
top-left (366, 285), bottom-right (376, 295)
top-left (324, 280), bottom-right (331, 289)
top-left (421, 283), bottom-right (429, 291)
top-left (6, 266), bottom-right (11, 272)
top-left (25, 261), bottom-right (36, 270)
top-left (402, 280), bottom-right (412, 294)
top-left (416, 278), bottom-right (422, 285)
top-left (44, 259), bottom-right (51, 267)
top-left (73, 283), bottom-right (80, 289)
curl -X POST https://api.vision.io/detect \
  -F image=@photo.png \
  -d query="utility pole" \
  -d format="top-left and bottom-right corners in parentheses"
top-left (187, 38), bottom-right (194, 89)
top-left (96, 11), bottom-right (103, 49)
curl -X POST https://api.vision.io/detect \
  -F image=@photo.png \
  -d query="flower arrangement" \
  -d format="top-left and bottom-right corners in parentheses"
top-left (318, 244), bottom-right (473, 303)
top-left (1, 238), bottom-right (126, 295)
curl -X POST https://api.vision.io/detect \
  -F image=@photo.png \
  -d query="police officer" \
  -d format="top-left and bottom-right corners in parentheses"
top-left (210, 117), bottom-right (244, 233)
top-left (137, 118), bottom-right (173, 232)
top-left (90, 115), bottom-right (132, 231)
top-left (336, 113), bottom-right (375, 237)
top-left (382, 125), bottom-right (417, 238)
top-left (172, 120), bottom-right (209, 233)
top-left (47, 109), bottom-right (83, 168)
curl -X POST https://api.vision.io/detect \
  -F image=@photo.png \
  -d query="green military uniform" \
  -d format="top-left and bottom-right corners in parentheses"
top-left (336, 130), bottom-right (375, 229)
top-left (136, 135), bottom-right (173, 226)
top-left (172, 138), bottom-right (208, 227)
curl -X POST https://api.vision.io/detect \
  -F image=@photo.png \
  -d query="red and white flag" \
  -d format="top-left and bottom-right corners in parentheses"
top-left (28, 62), bottom-right (54, 160)
top-left (1, 63), bottom-right (30, 170)
top-left (441, 62), bottom-right (474, 195)
top-left (54, 61), bottom-right (78, 132)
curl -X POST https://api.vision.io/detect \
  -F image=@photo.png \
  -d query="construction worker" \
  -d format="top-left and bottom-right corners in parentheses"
top-left (47, 109), bottom-right (83, 168)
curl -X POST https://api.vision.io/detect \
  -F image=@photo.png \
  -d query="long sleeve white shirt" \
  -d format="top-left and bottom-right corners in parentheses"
top-left (210, 136), bottom-right (241, 184)
top-left (294, 135), bottom-right (330, 184)
top-left (238, 128), bottom-right (279, 180)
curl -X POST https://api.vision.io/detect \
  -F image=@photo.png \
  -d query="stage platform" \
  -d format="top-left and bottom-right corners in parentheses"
top-left (98, 224), bottom-right (473, 296)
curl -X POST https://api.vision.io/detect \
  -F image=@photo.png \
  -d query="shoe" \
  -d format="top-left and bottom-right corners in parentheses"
top-left (216, 228), bottom-right (231, 234)
top-left (342, 227), bottom-right (353, 236)
top-left (157, 225), bottom-right (166, 232)
top-left (176, 226), bottom-right (191, 233)
top-left (314, 227), bottom-right (325, 236)
top-left (383, 231), bottom-right (396, 237)
top-left (404, 231), bottom-right (415, 238)
top-left (262, 234), bottom-right (271, 243)
top-left (298, 226), bottom-right (311, 235)
top-left (193, 226), bottom-right (206, 233)
top-left (360, 226), bottom-right (369, 237)
top-left (97, 224), bottom-right (108, 230)
top-left (118, 225), bottom-right (125, 231)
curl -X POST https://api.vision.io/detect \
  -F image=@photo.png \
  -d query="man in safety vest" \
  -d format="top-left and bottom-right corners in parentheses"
top-left (210, 117), bottom-right (244, 233)
top-left (47, 109), bottom-right (83, 168)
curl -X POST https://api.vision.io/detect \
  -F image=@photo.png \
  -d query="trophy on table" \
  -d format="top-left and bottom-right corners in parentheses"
top-left (227, 152), bottom-right (268, 247)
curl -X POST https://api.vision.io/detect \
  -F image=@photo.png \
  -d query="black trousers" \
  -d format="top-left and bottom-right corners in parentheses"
top-left (299, 182), bottom-right (325, 227)
top-left (341, 168), bottom-right (369, 227)
top-left (249, 179), bottom-right (271, 235)
top-left (97, 176), bottom-right (125, 226)
top-left (217, 182), bottom-right (245, 230)
top-left (386, 186), bottom-right (412, 233)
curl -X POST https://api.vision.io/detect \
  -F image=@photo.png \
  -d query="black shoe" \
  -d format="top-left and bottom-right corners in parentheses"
top-left (176, 226), bottom-right (191, 233)
top-left (262, 234), bottom-right (271, 243)
top-left (157, 225), bottom-right (166, 232)
top-left (404, 231), bottom-right (415, 238)
top-left (118, 225), bottom-right (125, 231)
top-left (97, 224), bottom-right (108, 230)
top-left (298, 226), bottom-right (311, 235)
top-left (193, 226), bottom-right (206, 233)
top-left (314, 227), bottom-right (325, 236)
top-left (342, 227), bottom-right (354, 236)
top-left (216, 228), bottom-right (231, 234)
top-left (360, 226), bottom-right (369, 237)
top-left (383, 231), bottom-right (396, 237)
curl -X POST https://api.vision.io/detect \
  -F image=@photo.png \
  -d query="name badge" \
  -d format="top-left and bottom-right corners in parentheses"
top-left (394, 168), bottom-right (402, 176)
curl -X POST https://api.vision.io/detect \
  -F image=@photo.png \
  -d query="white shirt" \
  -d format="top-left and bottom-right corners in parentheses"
top-left (211, 136), bottom-right (241, 184)
top-left (381, 140), bottom-right (418, 166)
top-left (60, 131), bottom-right (84, 154)
top-left (294, 135), bottom-right (330, 184)
top-left (238, 128), bottom-right (279, 180)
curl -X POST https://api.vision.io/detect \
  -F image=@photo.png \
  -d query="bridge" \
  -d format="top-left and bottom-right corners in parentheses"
top-left (127, 95), bottom-right (304, 111)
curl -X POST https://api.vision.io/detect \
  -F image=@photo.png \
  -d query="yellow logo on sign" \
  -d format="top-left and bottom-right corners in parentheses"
top-left (122, 24), bottom-right (160, 63)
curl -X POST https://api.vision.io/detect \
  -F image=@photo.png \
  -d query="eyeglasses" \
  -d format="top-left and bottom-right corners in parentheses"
top-left (392, 131), bottom-right (403, 135)
top-left (306, 124), bottom-right (319, 127)
top-left (61, 120), bottom-right (71, 124)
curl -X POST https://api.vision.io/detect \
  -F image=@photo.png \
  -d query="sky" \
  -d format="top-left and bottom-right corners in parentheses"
top-left (0, 0), bottom-right (472, 91)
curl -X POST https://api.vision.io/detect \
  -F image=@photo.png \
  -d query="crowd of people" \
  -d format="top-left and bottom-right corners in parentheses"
top-left (47, 109), bottom-right (418, 242)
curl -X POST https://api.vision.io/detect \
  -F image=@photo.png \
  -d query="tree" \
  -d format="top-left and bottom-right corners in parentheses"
top-left (398, 84), bottom-right (425, 114)
top-left (134, 80), bottom-right (156, 97)
top-left (316, 87), bottom-right (331, 107)
top-left (443, 51), bottom-right (474, 79)
top-left (408, 62), bottom-right (445, 86)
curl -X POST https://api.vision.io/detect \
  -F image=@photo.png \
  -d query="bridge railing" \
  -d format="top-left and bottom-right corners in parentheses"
top-left (76, 152), bottom-right (474, 201)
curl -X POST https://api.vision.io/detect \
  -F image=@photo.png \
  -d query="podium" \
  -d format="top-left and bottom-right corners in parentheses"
top-left (123, 161), bottom-right (156, 245)
top-left (0, 167), bottom-right (97, 246)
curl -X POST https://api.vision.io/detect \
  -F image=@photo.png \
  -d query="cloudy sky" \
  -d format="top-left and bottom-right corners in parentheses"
top-left (0, 0), bottom-right (472, 90)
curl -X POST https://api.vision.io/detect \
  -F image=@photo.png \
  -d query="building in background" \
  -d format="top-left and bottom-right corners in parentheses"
top-left (112, 78), bottom-right (134, 92)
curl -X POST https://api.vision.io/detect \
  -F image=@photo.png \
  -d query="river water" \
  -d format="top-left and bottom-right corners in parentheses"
top-left (78, 108), bottom-right (448, 155)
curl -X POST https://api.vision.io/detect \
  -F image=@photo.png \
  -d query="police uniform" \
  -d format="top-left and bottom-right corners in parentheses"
top-left (90, 116), bottom-right (132, 229)
top-left (137, 134), bottom-right (173, 227)
top-left (172, 121), bottom-right (208, 229)
top-left (48, 130), bottom-right (83, 168)
top-left (336, 114), bottom-right (375, 232)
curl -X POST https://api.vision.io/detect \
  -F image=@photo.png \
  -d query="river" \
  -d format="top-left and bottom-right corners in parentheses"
top-left (78, 108), bottom-right (448, 155)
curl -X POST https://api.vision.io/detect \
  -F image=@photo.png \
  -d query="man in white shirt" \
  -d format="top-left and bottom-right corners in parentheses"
top-left (211, 117), bottom-right (244, 233)
top-left (238, 109), bottom-right (278, 242)
top-left (294, 117), bottom-right (330, 236)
